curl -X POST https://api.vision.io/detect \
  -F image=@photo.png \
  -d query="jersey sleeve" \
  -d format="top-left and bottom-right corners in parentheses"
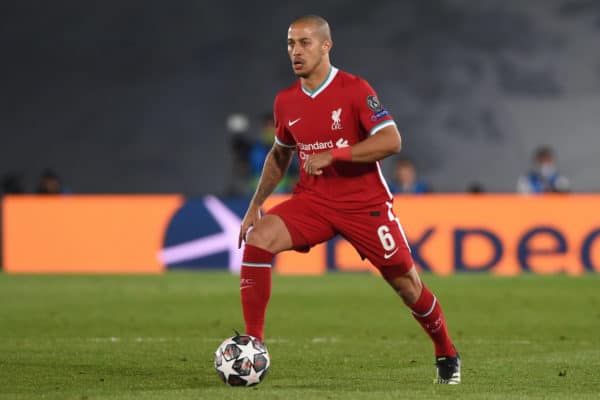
top-left (273, 95), bottom-right (297, 148)
top-left (355, 79), bottom-right (397, 136)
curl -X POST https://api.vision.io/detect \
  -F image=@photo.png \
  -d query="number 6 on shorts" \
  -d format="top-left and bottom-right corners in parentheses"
top-left (377, 225), bottom-right (396, 251)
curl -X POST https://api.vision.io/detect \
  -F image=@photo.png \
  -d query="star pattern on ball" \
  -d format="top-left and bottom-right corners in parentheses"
top-left (243, 367), bottom-right (263, 386)
top-left (237, 341), bottom-right (261, 362)
top-left (218, 355), bottom-right (237, 381)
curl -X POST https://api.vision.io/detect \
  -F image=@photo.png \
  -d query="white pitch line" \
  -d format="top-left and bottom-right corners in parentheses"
top-left (88, 337), bottom-right (181, 343)
top-left (311, 337), bottom-right (339, 343)
top-left (84, 337), bottom-right (594, 346)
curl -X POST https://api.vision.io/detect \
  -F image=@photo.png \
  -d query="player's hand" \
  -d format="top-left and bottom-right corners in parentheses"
top-left (238, 204), bottom-right (261, 248)
top-left (304, 152), bottom-right (333, 176)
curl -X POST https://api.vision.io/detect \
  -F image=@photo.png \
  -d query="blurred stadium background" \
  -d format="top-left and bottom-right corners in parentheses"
top-left (1, 1), bottom-right (600, 399)
top-left (1, 0), bottom-right (600, 194)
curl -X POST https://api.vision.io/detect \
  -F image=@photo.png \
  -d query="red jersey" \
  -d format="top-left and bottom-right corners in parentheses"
top-left (274, 67), bottom-right (396, 209)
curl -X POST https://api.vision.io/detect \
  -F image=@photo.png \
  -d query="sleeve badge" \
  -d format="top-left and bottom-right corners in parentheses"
top-left (366, 95), bottom-right (383, 112)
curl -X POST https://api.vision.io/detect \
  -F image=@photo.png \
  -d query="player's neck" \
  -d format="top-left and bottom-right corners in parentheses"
top-left (301, 62), bottom-right (332, 92)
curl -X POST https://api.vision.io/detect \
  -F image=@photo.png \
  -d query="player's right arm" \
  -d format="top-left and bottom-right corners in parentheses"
top-left (238, 144), bottom-right (295, 248)
top-left (239, 94), bottom-right (296, 247)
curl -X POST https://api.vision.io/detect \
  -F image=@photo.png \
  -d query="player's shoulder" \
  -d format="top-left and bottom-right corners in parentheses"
top-left (275, 81), bottom-right (301, 103)
top-left (335, 69), bottom-right (369, 85)
top-left (336, 69), bottom-right (374, 93)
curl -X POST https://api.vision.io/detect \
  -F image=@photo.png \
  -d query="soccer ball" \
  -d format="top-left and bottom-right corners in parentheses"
top-left (214, 334), bottom-right (270, 387)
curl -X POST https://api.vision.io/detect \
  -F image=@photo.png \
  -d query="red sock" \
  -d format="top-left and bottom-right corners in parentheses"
top-left (240, 244), bottom-right (274, 341)
top-left (409, 285), bottom-right (456, 357)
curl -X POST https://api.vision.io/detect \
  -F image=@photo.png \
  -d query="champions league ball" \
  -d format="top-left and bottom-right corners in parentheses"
top-left (214, 334), bottom-right (270, 387)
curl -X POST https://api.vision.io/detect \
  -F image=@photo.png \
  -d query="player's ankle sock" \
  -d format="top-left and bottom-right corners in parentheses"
top-left (240, 244), bottom-right (274, 342)
top-left (409, 285), bottom-right (456, 357)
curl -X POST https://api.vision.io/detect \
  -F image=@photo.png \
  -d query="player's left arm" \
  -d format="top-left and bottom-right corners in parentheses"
top-left (303, 126), bottom-right (400, 175)
top-left (340, 124), bottom-right (401, 162)
top-left (304, 77), bottom-right (402, 175)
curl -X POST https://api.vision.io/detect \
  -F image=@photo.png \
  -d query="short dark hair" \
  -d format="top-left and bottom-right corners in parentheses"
top-left (395, 158), bottom-right (414, 168)
top-left (290, 15), bottom-right (332, 41)
top-left (534, 146), bottom-right (554, 161)
top-left (261, 112), bottom-right (274, 124)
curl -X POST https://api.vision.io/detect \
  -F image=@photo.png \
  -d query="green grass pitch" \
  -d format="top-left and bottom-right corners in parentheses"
top-left (0, 272), bottom-right (599, 399)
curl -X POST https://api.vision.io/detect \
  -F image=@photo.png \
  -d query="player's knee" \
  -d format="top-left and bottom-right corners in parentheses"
top-left (245, 227), bottom-right (277, 252)
top-left (397, 282), bottom-right (421, 305)
top-left (382, 265), bottom-right (422, 305)
top-left (245, 215), bottom-right (293, 253)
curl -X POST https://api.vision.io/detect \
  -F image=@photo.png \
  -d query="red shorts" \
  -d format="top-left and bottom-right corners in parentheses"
top-left (266, 194), bottom-right (414, 277)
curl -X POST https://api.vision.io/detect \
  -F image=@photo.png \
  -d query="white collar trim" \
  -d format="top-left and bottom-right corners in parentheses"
top-left (301, 66), bottom-right (339, 98)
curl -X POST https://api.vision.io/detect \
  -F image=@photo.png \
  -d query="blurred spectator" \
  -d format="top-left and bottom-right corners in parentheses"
top-left (466, 182), bottom-right (485, 194)
top-left (227, 133), bottom-right (252, 196)
top-left (517, 146), bottom-right (570, 194)
top-left (389, 158), bottom-right (430, 194)
top-left (248, 113), bottom-right (297, 193)
top-left (225, 113), bottom-right (252, 196)
top-left (1, 173), bottom-right (25, 194)
top-left (36, 169), bottom-right (70, 194)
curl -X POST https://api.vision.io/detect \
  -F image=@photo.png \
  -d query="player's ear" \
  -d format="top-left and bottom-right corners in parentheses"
top-left (322, 39), bottom-right (332, 53)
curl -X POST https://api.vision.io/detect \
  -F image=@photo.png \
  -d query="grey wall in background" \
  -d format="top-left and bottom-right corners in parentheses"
top-left (1, 0), bottom-right (599, 194)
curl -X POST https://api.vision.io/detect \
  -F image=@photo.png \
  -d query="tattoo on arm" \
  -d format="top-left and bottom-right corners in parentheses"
top-left (251, 145), bottom-right (293, 206)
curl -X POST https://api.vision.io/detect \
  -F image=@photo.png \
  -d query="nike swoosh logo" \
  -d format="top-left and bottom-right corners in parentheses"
top-left (240, 285), bottom-right (253, 290)
top-left (288, 118), bottom-right (301, 126)
top-left (384, 247), bottom-right (399, 260)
